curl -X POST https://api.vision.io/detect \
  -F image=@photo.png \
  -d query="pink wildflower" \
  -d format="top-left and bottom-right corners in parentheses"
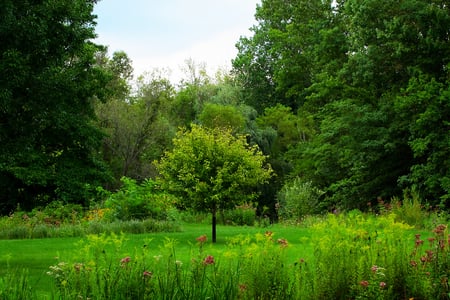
top-left (203, 255), bottom-right (215, 265)
top-left (277, 238), bottom-right (288, 248)
top-left (371, 265), bottom-right (378, 273)
top-left (120, 256), bottom-right (131, 266)
top-left (433, 224), bottom-right (447, 235)
top-left (239, 283), bottom-right (247, 292)
top-left (379, 282), bottom-right (387, 289)
top-left (143, 271), bottom-right (153, 278)
top-left (360, 280), bottom-right (369, 288)
top-left (415, 239), bottom-right (424, 247)
top-left (196, 235), bottom-right (207, 244)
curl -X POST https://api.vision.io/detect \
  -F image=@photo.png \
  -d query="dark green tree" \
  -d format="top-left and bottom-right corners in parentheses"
top-left (235, 0), bottom-right (450, 209)
top-left (233, 0), bottom-right (338, 112)
top-left (0, 0), bottom-right (111, 213)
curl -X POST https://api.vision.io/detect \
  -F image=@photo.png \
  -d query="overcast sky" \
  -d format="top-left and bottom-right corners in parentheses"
top-left (93, 1), bottom-right (260, 82)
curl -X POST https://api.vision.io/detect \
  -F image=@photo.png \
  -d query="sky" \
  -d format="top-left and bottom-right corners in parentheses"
top-left (93, 0), bottom-right (260, 82)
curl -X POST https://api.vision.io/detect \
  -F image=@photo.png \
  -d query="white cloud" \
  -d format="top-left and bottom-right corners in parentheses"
top-left (93, 1), bottom-right (259, 83)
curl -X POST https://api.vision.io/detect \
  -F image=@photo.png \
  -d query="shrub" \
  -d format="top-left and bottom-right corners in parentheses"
top-left (105, 177), bottom-right (177, 221)
top-left (277, 178), bottom-right (324, 221)
top-left (221, 203), bottom-right (256, 226)
top-left (388, 188), bottom-right (429, 228)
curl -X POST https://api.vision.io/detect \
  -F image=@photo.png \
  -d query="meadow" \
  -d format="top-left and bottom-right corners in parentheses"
top-left (0, 209), bottom-right (448, 299)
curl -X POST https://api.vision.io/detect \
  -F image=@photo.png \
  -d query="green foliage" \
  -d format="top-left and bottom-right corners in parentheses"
top-left (105, 177), bottom-right (177, 221)
top-left (199, 103), bottom-right (245, 132)
top-left (156, 124), bottom-right (273, 241)
top-left (96, 69), bottom-right (177, 185)
top-left (1, 215), bottom-right (450, 299)
top-left (0, 270), bottom-right (35, 300)
top-left (310, 211), bottom-right (413, 299)
top-left (0, 0), bottom-right (112, 213)
top-left (277, 178), bottom-right (324, 221)
top-left (221, 203), bottom-right (257, 226)
top-left (156, 124), bottom-right (273, 213)
top-left (388, 189), bottom-right (429, 228)
top-left (0, 200), bottom-right (180, 239)
top-left (408, 224), bottom-right (450, 299)
top-left (394, 72), bottom-right (450, 205)
top-left (233, 0), bottom-right (450, 209)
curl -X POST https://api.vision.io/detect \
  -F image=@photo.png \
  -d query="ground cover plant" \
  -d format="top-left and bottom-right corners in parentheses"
top-left (0, 210), bottom-right (448, 299)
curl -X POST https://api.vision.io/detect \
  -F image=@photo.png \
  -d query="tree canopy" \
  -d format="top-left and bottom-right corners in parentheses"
top-left (233, 0), bottom-right (450, 208)
top-left (1, 0), bottom-right (448, 216)
top-left (156, 124), bottom-right (273, 242)
top-left (0, 0), bottom-right (111, 213)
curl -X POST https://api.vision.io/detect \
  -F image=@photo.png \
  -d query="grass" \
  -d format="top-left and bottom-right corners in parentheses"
top-left (0, 223), bottom-right (312, 297)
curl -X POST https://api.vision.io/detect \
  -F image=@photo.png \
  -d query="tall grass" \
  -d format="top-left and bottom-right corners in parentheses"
top-left (1, 211), bottom-right (448, 299)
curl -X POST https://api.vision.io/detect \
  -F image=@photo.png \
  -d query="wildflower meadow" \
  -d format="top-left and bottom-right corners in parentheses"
top-left (0, 209), bottom-right (448, 299)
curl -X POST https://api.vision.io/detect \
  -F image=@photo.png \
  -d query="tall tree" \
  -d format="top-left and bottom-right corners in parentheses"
top-left (233, 0), bottom-right (337, 112)
top-left (97, 69), bottom-right (176, 186)
top-left (0, 0), bottom-right (110, 213)
top-left (235, 0), bottom-right (450, 208)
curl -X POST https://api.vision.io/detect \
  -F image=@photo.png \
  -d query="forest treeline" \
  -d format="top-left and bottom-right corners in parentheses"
top-left (1, 0), bottom-right (449, 216)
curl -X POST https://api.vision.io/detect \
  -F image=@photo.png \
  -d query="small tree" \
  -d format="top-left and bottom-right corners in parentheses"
top-left (156, 124), bottom-right (273, 242)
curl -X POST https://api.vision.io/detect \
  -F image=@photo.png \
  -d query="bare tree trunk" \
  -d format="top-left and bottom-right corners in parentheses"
top-left (212, 208), bottom-right (217, 243)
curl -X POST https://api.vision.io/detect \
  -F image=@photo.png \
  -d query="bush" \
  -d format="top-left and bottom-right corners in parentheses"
top-left (389, 188), bottom-right (429, 228)
top-left (277, 178), bottom-right (324, 221)
top-left (105, 177), bottom-right (177, 221)
top-left (221, 203), bottom-right (256, 226)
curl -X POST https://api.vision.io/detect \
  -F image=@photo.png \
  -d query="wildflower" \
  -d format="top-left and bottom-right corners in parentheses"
top-left (427, 237), bottom-right (436, 245)
top-left (415, 239), bottom-right (424, 247)
top-left (359, 280), bottom-right (369, 288)
top-left (277, 238), bottom-right (288, 248)
top-left (175, 260), bottom-right (183, 267)
top-left (239, 283), bottom-right (247, 292)
top-left (120, 256), bottom-right (131, 266)
top-left (203, 255), bottom-right (215, 265)
top-left (196, 235), bottom-right (207, 244)
top-left (379, 282), bottom-right (387, 289)
top-left (410, 260), bottom-right (417, 268)
top-left (371, 265), bottom-right (378, 273)
top-left (143, 271), bottom-right (153, 278)
top-left (420, 256), bottom-right (427, 263)
top-left (415, 234), bottom-right (421, 240)
top-left (433, 224), bottom-right (447, 235)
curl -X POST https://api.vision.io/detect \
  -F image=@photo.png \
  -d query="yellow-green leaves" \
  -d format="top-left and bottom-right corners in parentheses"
top-left (156, 124), bottom-right (273, 212)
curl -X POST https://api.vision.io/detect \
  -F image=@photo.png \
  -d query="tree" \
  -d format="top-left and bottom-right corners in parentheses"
top-left (198, 103), bottom-right (245, 133)
top-left (234, 0), bottom-right (450, 209)
top-left (0, 0), bottom-right (111, 213)
top-left (97, 69), bottom-right (176, 186)
top-left (156, 124), bottom-right (273, 242)
top-left (232, 0), bottom-right (338, 112)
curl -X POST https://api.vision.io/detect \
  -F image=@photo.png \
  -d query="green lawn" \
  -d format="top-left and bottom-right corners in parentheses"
top-left (0, 223), bottom-right (311, 297)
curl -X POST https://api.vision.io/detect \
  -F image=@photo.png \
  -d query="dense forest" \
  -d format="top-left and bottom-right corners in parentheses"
top-left (1, 0), bottom-right (449, 216)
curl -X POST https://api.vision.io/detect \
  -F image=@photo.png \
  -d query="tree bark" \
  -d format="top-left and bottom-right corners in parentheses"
top-left (212, 208), bottom-right (217, 243)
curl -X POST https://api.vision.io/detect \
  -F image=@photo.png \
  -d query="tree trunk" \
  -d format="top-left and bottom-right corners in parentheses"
top-left (212, 208), bottom-right (217, 243)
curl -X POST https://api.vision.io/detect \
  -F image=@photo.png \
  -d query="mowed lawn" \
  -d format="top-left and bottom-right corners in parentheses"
top-left (0, 223), bottom-right (312, 296)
